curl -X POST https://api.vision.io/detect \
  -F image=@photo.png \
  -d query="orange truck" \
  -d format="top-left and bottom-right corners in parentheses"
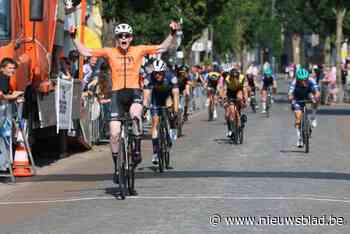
top-left (0, 0), bottom-right (100, 155)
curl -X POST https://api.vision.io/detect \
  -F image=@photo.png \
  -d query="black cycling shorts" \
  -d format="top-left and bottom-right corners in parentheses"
top-left (227, 88), bottom-right (243, 101)
top-left (110, 89), bottom-right (143, 121)
top-left (262, 78), bottom-right (274, 90)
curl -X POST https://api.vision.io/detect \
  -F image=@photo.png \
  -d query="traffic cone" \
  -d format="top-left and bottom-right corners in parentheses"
top-left (13, 131), bottom-right (33, 177)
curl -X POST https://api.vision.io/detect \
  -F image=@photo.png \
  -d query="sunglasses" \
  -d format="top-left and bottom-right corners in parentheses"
top-left (117, 33), bottom-right (132, 39)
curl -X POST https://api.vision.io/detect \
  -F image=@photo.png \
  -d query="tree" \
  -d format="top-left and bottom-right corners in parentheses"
top-left (213, 0), bottom-right (281, 67)
top-left (101, 0), bottom-right (224, 54)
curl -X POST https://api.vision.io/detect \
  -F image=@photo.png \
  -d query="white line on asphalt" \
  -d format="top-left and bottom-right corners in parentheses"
top-left (0, 197), bottom-right (114, 205)
top-left (2, 195), bottom-right (350, 205)
top-left (130, 195), bottom-right (350, 204)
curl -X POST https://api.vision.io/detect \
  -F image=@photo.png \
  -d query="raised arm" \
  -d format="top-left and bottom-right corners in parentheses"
top-left (157, 21), bottom-right (180, 53)
top-left (74, 39), bottom-right (93, 57)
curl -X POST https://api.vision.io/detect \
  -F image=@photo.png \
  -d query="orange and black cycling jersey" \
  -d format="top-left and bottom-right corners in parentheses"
top-left (90, 45), bottom-right (159, 91)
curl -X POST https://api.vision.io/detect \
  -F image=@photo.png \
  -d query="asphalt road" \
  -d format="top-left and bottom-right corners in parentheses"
top-left (1, 79), bottom-right (350, 234)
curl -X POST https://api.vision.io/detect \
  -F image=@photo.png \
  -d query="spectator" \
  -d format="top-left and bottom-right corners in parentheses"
top-left (322, 66), bottom-right (337, 105)
top-left (82, 56), bottom-right (99, 91)
top-left (0, 58), bottom-right (23, 171)
top-left (342, 59), bottom-right (350, 102)
top-left (68, 50), bottom-right (80, 78)
top-left (58, 57), bottom-right (72, 79)
top-left (0, 58), bottom-right (23, 101)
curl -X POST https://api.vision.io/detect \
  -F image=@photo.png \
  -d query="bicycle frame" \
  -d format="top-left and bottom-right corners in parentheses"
top-left (117, 115), bottom-right (136, 198)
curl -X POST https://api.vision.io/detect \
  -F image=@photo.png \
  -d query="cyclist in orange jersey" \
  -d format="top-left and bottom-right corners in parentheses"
top-left (73, 21), bottom-right (180, 179)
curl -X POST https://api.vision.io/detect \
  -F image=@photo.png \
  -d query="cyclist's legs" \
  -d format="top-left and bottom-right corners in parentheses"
top-left (129, 103), bottom-right (143, 162)
top-left (292, 100), bottom-right (303, 144)
top-left (261, 87), bottom-right (268, 111)
top-left (295, 110), bottom-right (303, 128)
top-left (150, 110), bottom-right (160, 157)
top-left (110, 91), bottom-right (125, 172)
top-left (247, 86), bottom-right (252, 99)
top-left (184, 84), bottom-right (191, 119)
top-left (110, 121), bottom-right (121, 153)
top-left (110, 120), bottom-right (122, 177)
top-left (236, 90), bottom-right (244, 109)
top-left (225, 92), bottom-right (237, 132)
top-left (227, 102), bottom-right (238, 129)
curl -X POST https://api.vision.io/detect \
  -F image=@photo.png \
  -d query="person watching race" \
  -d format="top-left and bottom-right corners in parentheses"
top-left (219, 69), bottom-right (248, 137)
top-left (73, 21), bottom-right (180, 182)
top-left (143, 59), bottom-right (179, 164)
top-left (0, 58), bottom-right (24, 102)
top-left (288, 68), bottom-right (320, 147)
top-left (260, 67), bottom-right (277, 113)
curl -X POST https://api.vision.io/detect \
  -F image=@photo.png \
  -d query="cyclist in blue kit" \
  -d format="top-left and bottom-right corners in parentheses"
top-left (143, 59), bottom-right (179, 164)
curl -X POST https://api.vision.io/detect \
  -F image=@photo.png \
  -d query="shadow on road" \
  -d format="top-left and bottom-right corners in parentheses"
top-left (214, 138), bottom-right (234, 145)
top-left (14, 170), bottom-right (350, 183)
top-left (280, 150), bottom-right (306, 154)
top-left (316, 108), bottom-right (350, 116)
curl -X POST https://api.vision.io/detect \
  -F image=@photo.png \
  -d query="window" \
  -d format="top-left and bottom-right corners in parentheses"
top-left (0, 0), bottom-right (11, 41)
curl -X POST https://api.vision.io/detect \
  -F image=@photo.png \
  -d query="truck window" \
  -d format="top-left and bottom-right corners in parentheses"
top-left (0, 0), bottom-right (11, 41)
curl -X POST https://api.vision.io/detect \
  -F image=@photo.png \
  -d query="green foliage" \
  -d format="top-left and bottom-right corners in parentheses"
top-left (213, 0), bottom-right (281, 57)
top-left (100, 0), bottom-right (350, 62)
top-left (101, 0), bottom-right (225, 47)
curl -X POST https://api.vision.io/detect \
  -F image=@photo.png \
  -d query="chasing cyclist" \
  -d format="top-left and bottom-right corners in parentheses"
top-left (219, 69), bottom-right (248, 137)
top-left (206, 70), bottom-right (221, 120)
top-left (260, 68), bottom-right (277, 114)
top-left (143, 59), bottom-right (179, 165)
top-left (246, 71), bottom-right (258, 112)
top-left (288, 68), bottom-right (320, 147)
top-left (73, 21), bottom-right (180, 182)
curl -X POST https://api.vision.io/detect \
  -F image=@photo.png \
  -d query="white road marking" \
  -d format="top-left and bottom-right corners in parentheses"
top-left (1, 195), bottom-right (350, 205)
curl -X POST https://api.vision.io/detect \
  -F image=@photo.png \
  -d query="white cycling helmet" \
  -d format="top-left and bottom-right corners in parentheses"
top-left (153, 59), bottom-right (167, 72)
top-left (114, 23), bottom-right (133, 35)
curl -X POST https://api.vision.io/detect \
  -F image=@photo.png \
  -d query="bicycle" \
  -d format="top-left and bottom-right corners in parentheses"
top-left (298, 100), bottom-right (312, 153)
top-left (226, 98), bottom-right (245, 145)
top-left (116, 114), bottom-right (138, 199)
